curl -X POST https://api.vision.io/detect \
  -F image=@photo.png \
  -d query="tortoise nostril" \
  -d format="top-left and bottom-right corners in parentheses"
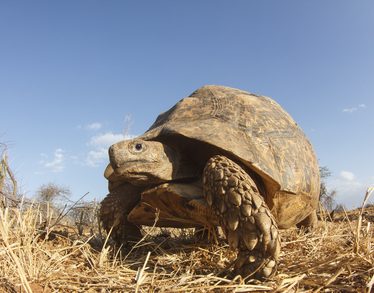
top-left (109, 146), bottom-right (119, 165)
top-left (109, 146), bottom-right (114, 155)
top-left (109, 145), bottom-right (125, 169)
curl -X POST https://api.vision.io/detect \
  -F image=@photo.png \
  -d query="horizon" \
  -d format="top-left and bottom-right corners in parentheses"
top-left (1, 1), bottom-right (373, 209)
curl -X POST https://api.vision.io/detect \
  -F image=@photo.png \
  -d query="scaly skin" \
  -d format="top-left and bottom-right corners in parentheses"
top-left (99, 183), bottom-right (144, 245)
top-left (203, 155), bottom-right (281, 279)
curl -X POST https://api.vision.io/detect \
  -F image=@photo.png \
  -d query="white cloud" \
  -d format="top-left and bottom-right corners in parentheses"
top-left (89, 132), bottom-right (126, 148)
top-left (340, 170), bottom-right (355, 181)
top-left (327, 170), bottom-right (371, 208)
top-left (42, 148), bottom-right (65, 173)
top-left (342, 107), bottom-right (357, 113)
top-left (39, 153), bottom-right (48, 160)
top-left (342, 103), bottom-right (367, 113)
top-left (86, 132), bottom-right (136, 167)
top-left (86, 122), bottom-right (102, 130)
top-left (86, 148), bottom-right (108, 167)
top-left (77, 122), bottom-right (103, 130)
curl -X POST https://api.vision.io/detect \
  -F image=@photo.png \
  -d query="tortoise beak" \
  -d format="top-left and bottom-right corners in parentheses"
top-left (104, 164), bottom-right (114, 180)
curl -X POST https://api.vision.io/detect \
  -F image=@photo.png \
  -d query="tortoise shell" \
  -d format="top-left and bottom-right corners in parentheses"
top-left (139, 85), bottom-right (320, 226)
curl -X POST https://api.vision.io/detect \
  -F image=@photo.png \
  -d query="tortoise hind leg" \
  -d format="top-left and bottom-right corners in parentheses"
top-left (203, 155), bottom-right (281, 279)
top-left (297, 210), bottom-right (318, 230)
top-left (100, 183), bottom-right (143, 245)
top-left (194, 226), bottom-right (219, 243)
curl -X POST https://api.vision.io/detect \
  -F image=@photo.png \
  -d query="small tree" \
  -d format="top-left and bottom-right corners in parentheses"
top-left (36, 183), bottom-right (71, 234)
top-left (334, 203), bottom-right (346, 212)
top-left (69, 201), bottom-right (100, 236)
top-left (319, 166), bottom-right (337, 211)
top-left (0, 146), bottom-right (18, 207)
top-left (36, 183), bottom-right (70, 204)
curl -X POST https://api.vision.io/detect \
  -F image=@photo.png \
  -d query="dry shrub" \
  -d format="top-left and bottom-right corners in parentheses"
top-left (0, 192), bottom-right (373, 292)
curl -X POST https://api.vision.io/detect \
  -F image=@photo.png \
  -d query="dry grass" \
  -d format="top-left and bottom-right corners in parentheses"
top-left (0, 192), bottom-right (373, 292)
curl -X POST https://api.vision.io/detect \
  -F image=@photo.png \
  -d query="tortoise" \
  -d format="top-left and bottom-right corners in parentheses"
top-left (100, 85), bottom-right (320, 279)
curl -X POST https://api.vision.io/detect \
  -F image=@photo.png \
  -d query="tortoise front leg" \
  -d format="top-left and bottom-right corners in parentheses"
top-left (203, 155), bottom-right (281, 279)
top-left (100, 183), bottom-right (144, 245)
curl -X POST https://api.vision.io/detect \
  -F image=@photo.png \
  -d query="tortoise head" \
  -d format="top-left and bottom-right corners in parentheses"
top-left (108, 139), bottom-right (180, 186)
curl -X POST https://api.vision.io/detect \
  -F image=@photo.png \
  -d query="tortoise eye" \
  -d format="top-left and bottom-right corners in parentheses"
top-left (135, 143), bottom-right (143, 151)
top-left (129, 141), bottom-right (146, 154)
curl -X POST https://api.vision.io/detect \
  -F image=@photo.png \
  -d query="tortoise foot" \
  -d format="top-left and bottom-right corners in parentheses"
top-left (234, 250), bottom-right (277, 279)
top-left (203, 155), bottom-right (281, 279)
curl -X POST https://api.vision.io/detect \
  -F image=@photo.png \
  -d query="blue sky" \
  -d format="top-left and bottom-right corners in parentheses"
top-left (1, 1), bottom-right (373, 208)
